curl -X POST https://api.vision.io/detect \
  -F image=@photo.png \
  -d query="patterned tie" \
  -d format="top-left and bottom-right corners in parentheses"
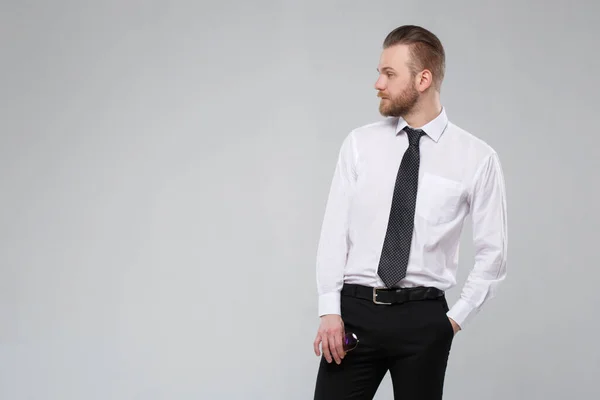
top-left (377, 126), bottom-right (426, 288)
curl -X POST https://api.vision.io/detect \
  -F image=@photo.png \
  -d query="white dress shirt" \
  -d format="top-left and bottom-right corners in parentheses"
top-left (315, 107), bottom-right (507, 328)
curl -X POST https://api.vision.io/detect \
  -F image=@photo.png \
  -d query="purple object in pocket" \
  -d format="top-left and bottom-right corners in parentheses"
top-left (343, 332), bottom-right (359, 352)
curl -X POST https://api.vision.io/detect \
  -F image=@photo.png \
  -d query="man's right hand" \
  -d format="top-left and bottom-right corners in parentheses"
top-left (313, 314), bottom-right (345, 365)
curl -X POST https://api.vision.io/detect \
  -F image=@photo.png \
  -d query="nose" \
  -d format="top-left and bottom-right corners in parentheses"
top-left (374, 75), bottom-right (385, 91)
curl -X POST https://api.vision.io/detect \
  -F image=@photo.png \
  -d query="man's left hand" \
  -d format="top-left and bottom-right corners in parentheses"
top-left (448, 317), bottom-right (461, 336)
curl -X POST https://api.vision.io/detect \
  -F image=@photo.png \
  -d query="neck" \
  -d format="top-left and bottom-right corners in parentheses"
top-left (403, 93), bottom-right (442, 128)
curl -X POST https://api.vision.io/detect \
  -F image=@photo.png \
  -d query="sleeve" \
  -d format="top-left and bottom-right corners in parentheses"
top-left (315, 131), bottom-right (358, 317)
top-left (447, 152), bottom-right (508, 328)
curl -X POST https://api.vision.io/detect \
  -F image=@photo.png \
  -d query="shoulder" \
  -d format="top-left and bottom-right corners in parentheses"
top-left (347, 118), bottom-right (396, 143)
top-left (352, 117), bottom-right (396, 134)
top-left (445, 121), bottom-right (498, 159)
top-left (445, 122), bottom-right (505, 191)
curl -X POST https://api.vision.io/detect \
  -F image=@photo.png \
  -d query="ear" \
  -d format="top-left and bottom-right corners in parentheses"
top-left (416, 69), bottom-right (433, 92)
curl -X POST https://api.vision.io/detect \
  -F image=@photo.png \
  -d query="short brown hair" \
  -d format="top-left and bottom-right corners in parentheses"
top-left (383, 25), bottom-right (446, 91)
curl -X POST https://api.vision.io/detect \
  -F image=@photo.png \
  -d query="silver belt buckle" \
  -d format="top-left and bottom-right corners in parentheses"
top-left (372, 287), bottom-right (392, 305)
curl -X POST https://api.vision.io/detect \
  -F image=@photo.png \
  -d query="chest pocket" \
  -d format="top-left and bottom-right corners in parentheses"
top-left (415, 172), bottom-right (464, 225)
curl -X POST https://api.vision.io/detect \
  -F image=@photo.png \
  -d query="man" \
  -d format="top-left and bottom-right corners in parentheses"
top-left (312, 25), bottom-right (507, 399)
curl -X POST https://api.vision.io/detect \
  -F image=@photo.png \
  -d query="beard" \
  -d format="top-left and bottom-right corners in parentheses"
top-left (378, 83), bottom-right (420, 117)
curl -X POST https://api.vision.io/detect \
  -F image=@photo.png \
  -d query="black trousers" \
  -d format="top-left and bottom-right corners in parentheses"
top-left (314, 287), bottom-right (455, 400)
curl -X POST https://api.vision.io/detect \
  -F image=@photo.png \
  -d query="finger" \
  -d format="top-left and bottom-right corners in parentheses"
top-left (313, 335), bottom-right (321, 356)
top-left (329, 333), bottom-right (342, 365)
top-left (322, 335), bottom-right (332, 363)
top-left (335, 331), bottom-right (346, 360)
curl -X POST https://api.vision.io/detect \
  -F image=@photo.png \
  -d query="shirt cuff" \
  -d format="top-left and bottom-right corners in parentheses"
top-left (447, 298), bottom-right (478, 329)
top-left (318, 291), bottom-right (341, 316)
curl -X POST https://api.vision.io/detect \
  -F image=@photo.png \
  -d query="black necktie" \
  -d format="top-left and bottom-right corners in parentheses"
top-left (377, 126), bottom-right (426, 288)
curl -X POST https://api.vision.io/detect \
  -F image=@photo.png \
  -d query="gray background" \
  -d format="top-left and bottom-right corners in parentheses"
top-left (1, 0), bottom-right (599, 399)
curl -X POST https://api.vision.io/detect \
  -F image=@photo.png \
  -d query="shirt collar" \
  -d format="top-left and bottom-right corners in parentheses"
top-left (395, 107), bottom-right (449, 143)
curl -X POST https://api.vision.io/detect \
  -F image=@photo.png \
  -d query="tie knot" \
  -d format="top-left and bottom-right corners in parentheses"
top-left (403, 127), bottom-right (425, 147)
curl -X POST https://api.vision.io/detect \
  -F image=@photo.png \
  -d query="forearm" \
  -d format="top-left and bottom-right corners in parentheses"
top-left (316, 178), bottom-right (352, 317)
top-left (447, 250), bottom-right (507, 327)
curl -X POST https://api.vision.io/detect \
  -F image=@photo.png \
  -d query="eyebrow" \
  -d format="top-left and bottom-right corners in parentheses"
top-left (377, 67), bottom-right (396, 73)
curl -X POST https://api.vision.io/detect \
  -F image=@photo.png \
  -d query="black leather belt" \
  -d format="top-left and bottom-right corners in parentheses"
top-left (341, 283), bottom-right (444, 305)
